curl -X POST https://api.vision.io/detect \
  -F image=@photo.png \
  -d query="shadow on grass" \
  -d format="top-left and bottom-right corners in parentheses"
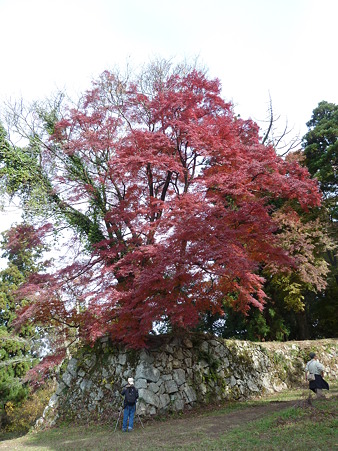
top-left (1, 384), bottom-right (337, 451)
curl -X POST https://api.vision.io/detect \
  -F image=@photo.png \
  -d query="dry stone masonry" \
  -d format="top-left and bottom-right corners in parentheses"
top-left (39, 336), bottom-right (337, 426)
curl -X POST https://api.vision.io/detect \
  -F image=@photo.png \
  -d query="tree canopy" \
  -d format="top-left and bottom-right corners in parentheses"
top-left (1, 62), bottom-right (324, 353)
top-left (303, 100), bottom-right (338, 221)
top-left (300, 101), bottom-right (338, 338)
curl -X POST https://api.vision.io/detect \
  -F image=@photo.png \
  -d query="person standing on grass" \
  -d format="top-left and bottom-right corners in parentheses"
top-left (121, 377), bottom-right (139, 432)
top-left (305, 352), bottom-right (329, 398)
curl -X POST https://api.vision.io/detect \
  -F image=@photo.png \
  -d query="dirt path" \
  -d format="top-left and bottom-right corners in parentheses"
top-left (182, 400), bottom-right (296, 438)
top-left (1, 392), bottom-right (335, 450)
top-left (127, 393), bottom-right (335, 449)
top-left (135, 399), bottom-right (297, 448)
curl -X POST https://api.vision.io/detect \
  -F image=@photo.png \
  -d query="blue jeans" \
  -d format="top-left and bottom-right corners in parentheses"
top-left (122, 404), bottom-right (136, 431)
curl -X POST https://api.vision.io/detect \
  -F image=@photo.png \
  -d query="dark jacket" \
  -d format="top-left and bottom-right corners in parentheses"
top-left (122, 384), bottom-right (139, 408)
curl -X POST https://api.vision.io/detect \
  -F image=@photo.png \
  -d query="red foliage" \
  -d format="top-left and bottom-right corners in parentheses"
top-left (2, 224), bottom-right (52, 260)
top-left (24, 350), bottom-right (66, 389)
top-left (16, 69), bottom-right (321, 349)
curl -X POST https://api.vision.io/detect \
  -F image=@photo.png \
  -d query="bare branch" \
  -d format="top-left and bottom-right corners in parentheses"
top-left (259, 95), bottom-right (301, 155)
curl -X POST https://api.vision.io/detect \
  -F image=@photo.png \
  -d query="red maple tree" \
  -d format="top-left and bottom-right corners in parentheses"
top-left (15, 67), bottom-right (321, 349)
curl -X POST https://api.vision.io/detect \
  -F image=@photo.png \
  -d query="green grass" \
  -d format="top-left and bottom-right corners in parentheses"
top-left (198, 400), bottom-right (338, 451)
top-left (0, 385), bottom-right (337, 450)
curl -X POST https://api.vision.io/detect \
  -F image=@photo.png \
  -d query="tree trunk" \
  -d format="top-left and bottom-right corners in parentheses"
top-left (295, 311), bottom-right (310, 339)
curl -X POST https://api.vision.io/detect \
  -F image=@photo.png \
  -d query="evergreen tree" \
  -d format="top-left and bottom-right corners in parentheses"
top-left (0, 224), bottom-right (46, 427)
top-left (302, 101), bottom-right (338, 337)
top-left (303, 101), bottom-right (338, 221)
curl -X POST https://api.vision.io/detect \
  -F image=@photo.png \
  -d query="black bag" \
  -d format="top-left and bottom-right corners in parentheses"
top-left (125, 386), bottom-right (137, 405)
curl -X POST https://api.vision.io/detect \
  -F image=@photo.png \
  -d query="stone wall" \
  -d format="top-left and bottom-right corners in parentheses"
top-left (39, 335), bottom-right (337, 426)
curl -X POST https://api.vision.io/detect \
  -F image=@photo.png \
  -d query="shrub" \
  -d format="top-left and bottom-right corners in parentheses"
top-left (1, 382), bottom-right (55, 436)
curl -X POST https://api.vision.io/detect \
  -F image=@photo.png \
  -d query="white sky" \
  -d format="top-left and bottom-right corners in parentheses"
top-left (0, 0), bottom-right (338, 236)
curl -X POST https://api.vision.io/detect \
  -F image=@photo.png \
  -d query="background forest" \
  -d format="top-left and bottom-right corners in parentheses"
top-left (0, 60), bottom-right (337, 435)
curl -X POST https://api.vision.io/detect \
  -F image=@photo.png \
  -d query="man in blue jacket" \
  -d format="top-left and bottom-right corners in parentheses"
top-left (121, 377), bottom-right (139, 432)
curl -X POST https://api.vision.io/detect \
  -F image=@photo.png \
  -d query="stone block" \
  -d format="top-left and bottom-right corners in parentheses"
top-left (108, 355), bottom-right (117, 366)
top-left (35, 418), bottom-right (45, 428)
top-left (118, 354), bottom-right (127, 365)
top-left (162, 374), bottom-right (173, 381)
top-left (200, 383), bottom-right (207, 394)
top-left (115, 366), bottom-right (122, 376)
top-left (247, 379), bottom-right (260, 392)
top-left (159, 393), bottom-right (170, 409)
top-left (183, 385), bottom-right (197, 403)
top-left (172, 359), bottom-right (182, 369)
top-left (165, 380), bottom-right (178, 394)
top-left (184, 358), bottom-right (192, 367)
top-left (136, 378), bottom-right (148, 389)
top-left (199, 359), bottom-right (209, 369)
top-left (139, 350), bottom-right (154, 364)
top-left (233, 369), bottom-right (241, 378)
top-left (62, 372), bottom-right (73, 387)
top-left (67, 358), bottom-right (78, 377)
top-left (101, 368), bottom-right (109, 378)
top-left (48, 394), bottom-right (59, 408)
top-left (89, 388), bottom-right (104, 401)
top-left (214, 344), bottom-right (227, 358)
top-left (176, 349), bottom-right (184, 360)
top-left (84, 355), bottom-right (96, 368)
top-left (149, 406), bottom-right (157, 415)
top-left (186, 368), bottom-right (193, 378)
top-left (165, 344), bottom-right (174, 354)
top-left (55, 382), bottom-right (66, 395)
top-left (183, 338), bottom-right (193, 348)
top-left (135, 362), bottom-right (160, 382)
top-left (123, 369), bottom-right (133, 380)
top-left (261, 374), bottom-right (272, 389)
top-left (239, 383), bottom-right (245, 394)
top-left (273, 381), bottom-right (287, 392)
top-left (80, 379), bottom-right (92, 391)
top-left (148, 382), bottom-right (160, 393)
top-left (210, 340), bottom-right (220, 348)
top-left (173, 368), bottom-right (186, 386)
top-left (174, 397), bottom-right (184, 411)
top-left (183, 349), bottom-right (193, 358)
top-left (138, 388), bottom-right (160, 407)
top-left (200, 341), bottom-right (209, 353)
top-left (137, 401), bottom-right (147, 414)
top-left (158, 383), bottom-right (165, 395)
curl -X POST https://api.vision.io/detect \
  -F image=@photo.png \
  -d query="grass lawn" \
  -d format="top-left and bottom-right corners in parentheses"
top-left (0, 384), bottom-right (337, 450)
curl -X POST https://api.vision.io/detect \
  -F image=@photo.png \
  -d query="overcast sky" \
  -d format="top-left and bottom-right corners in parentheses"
top-left (0, 0), bottom-right (338, 234)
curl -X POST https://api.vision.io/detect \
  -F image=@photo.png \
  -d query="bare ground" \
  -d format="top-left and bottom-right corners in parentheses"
top-left (0, 389), bottom-right (336, 450)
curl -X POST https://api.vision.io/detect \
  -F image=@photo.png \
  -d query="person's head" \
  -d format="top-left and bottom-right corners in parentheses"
top-left (127, 377), bottom-right (134, 385)
top-left (309, 352), bottom-right (316, 359)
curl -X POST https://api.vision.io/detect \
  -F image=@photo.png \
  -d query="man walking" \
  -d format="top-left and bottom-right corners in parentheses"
top-left (305, 352), bottom-right (329, 398)
top-left (121, 377), bottom-right (139, 432)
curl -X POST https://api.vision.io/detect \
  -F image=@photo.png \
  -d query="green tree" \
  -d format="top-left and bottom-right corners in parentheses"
top-left (0, 224), bottom-right (47, 428)
top-left (303, 100), bottom-right (338, 221)
top-left (202, 210), bottom-right (331, 342)
top-left (243, 104), bottom-right (338, 341)
top-left (301, 101), bottom-right (338, 337)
